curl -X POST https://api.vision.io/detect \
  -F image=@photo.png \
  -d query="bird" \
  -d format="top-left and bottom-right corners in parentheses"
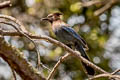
top-left (41, 12), bottom-right (95, 75)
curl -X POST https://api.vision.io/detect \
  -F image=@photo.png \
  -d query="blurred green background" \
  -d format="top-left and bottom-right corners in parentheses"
top-left (0, 0), bottom-right (120, 80)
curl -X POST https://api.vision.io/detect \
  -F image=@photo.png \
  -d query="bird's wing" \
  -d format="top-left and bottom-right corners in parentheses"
top-left (61, 26), bottom-right (89, 50)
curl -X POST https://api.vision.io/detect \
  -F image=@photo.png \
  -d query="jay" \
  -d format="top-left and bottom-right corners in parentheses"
top-left (41, 13), bottom-right (95, 75)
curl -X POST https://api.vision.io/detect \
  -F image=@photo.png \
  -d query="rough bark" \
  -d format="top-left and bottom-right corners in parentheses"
top-left (0, 36), bottom-right (46, 80)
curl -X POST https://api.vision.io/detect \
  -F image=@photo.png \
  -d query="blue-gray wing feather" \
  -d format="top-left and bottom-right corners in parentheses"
top-left (61, 26), bottom-right (88, 48)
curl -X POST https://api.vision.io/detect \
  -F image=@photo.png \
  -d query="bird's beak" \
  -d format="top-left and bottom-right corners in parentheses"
top-left (40, 17), bottom-right (49, 21)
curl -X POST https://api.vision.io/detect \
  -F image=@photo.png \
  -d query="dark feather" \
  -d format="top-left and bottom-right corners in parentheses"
top-left (61, 26), bottom-right (88, 49)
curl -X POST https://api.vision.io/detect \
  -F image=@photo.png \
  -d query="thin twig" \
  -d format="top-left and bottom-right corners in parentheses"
top-left (0, 1), bottom-right (11, 9)
top-left (82, 0), bottom-right (101, 7)
top-left (47, 53), bottom-right (70, 80)
top-left (11, 68), bottom-right (17, 80)
top-left (81, 0), bottom-right (119, 16)
top-left (89, 73), bottom-right (120, 80)
top-left (40, 62), bottom-right (51, 72)
top-left (94, 0), bottom-right (118, 16)
top-left (112, 69), bottom-right (120, 75)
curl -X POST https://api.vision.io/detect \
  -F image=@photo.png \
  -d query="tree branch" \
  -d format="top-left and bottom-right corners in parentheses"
top-left (112, 69), bottom-right (120, 75)
top-left (47, 53), bottom-right (70, 80)
top-left (0, 35), bottom-right (46, 80)
top-left (94, 0), bottom-right (118, 16)
top-left (0, 0), bottom-right (11, 9)
top-left (82, 0), bottom-right (102, 7)
top-left (81, 0), bottom-right (119, 16)
top-left (89, 73), bottom-right (120, 80)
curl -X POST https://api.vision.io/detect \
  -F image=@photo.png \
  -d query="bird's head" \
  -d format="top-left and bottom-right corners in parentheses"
top-left (41, 12), bottom-right (62, 23)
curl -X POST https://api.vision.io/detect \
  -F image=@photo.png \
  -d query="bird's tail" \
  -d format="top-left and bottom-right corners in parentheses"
top-left (75, 43), bottom-right (95, 75)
